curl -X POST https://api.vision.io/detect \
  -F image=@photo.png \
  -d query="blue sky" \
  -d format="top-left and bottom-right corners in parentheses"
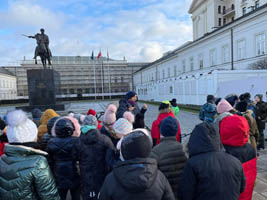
top-left (0, 0), bottom-right (192, 65)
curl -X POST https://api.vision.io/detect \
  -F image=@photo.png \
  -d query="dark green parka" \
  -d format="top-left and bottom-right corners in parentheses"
top-left (0, 144), bottom-right (60, 200)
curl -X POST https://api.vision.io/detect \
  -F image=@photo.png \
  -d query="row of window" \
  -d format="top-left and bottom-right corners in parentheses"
top-left (141, 32), bottom-right (266, 83)
top-left (0, 79), bottom-right (16, 89)
top-left (242, 1), bottom-right (260, 16)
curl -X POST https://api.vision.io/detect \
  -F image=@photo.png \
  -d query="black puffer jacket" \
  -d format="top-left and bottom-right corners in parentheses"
top-left (99, 158), bottom-right (175, 200)
top-left (72, 129), bottom-right (115, 200)
top-left (178, 123), bottom-right (246, 200)
top-left (116, 98), bottom-right (146, 119)
top-left (256, 101), bottom-right (267, 130)
top-left (150, 136), bottom-right (187, 199)
top-left (47, 136), bottom-right (80, 189)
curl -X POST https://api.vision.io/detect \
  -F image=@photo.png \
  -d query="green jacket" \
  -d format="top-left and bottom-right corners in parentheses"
top-left (0, 144), bottom-right (60, 200)
top-left (172, 106), bottom-right (180, 117)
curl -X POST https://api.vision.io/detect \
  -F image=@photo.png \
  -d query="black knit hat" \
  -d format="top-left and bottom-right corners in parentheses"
top-left (235, 101), bottom-right (248, 112)
top-left (121, 130), bottom-right (152, 160)
top-left (126, 91), bottom-right (137, 100)
top-left (159, 102), bottom-right (170, 111)
top-left (170, 99), bottom-right (177, 107)
top-left (255, 94), bottom-right (263, 101)
top-left (207, 95), bottom-right (215, 102)
top-left (47, 117), bottom-right (60, 135)
top-left (160, 116), bottom-right (178, 137)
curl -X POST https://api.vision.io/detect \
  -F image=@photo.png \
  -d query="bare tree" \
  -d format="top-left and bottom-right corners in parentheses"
top-left (249, 56), bottom-right (267, 70)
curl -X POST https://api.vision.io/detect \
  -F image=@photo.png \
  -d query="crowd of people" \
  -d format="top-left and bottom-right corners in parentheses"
top-left (0, 91), bottom-right (266, 200)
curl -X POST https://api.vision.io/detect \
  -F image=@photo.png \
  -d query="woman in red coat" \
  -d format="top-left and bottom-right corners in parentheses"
top-left (151, 101), bottom-right (181, 146)
top-left (220, 114), bottom-right (257, 200)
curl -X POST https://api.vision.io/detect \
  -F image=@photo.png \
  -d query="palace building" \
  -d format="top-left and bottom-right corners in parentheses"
top-left (133, 0), bottom-right (267, 105)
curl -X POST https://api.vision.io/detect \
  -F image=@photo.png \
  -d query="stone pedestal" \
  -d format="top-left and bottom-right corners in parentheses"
top-left (17, 69), bottom-right (64, 112)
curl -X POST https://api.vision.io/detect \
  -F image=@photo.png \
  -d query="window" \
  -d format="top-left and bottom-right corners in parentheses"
top-left (174, 65), bottom-right (177, 77)
top-left (218, 18), bottom-right (222, 26)
top-left (170, 86), bottom-right (173, 94)
top-left (162, 69), bottom-right (165, 79)
top-left (209, 49), bottom-right (217, 66)
top-left (223, 6), bottom-right (226, 14)
top-left (256, 33), bottom-right (266, 56)
top-left (121, 77), bottom-right (124, 83)
top-left (242, 7), bottom-right (247, 15)
top-left (223, 18), bottom-right (226, 25)
top-left (182, 60), bottom-right (186, 72)
top-left (198, 54), bottom-right (204, 69)
top-left (232, 4), bottom-right (235, 10)
top-left (222, 45), bottom-right (230, 63)
top-left (190, 57), bottom-right (194, 71)
top-left (237, 40), bottom-right (246, 60)
top-left (168, 68), bottom-right (170, 78)
top-left (218, 6), bottom-right (221, 14)
top-left (232, 17), bottom-right (235, 22)
top-left (255, 1), bottom-right (260, 9)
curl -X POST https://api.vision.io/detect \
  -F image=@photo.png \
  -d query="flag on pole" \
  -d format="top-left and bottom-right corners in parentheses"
top-left (91, 51), bottom-right (94, 60)
top-left (107, 49), bottom-right (109, 61)
top-left (97, 51), bottom-right (102, 59)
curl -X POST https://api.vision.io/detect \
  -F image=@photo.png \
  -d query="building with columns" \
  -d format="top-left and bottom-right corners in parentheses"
top-left (133, 1), bottom-right (267, 105)
top-left (190, 0), bottom-right (267, 40)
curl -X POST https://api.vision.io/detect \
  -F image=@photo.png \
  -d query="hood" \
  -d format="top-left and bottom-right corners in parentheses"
top-left (3, 144), bottom-right (47, 158)
top-left (203, 103), bottom-right (216, 113)
top-left (217, 99), bottom-right (233, 114)
top-left (220, 115), bottom-right (249, 147)
top-left (157, 112), bottom-right (175, 122)
top-left (40, 109), bottom-right (59, 125)
top-left (113, 158), bottom-right (158, 193)
top-left (188, 123), bottom-right (224, 157)
top-left (81, 129), bottom-right (98, 144)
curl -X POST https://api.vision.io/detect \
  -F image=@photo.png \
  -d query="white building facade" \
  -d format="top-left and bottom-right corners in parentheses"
top-left (134, 1), bottom-right (267, 105)
top-left (0, 68), bottom-right (17, 100)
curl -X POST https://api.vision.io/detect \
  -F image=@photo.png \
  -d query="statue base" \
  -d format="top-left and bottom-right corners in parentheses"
top-left (16, 69), bottom-right (64, 112)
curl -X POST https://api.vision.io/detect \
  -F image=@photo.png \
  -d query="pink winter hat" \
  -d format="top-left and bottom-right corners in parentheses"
top-left (103, 104), bottom-right (117, 125)
top-left (123, 111), bottom-right (135, 124)
top-left (217, 99), bottom-right (234, 114)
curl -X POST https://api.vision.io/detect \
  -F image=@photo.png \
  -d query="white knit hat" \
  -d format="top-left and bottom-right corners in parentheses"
top-left (113, 118), bottom-right (133, 137)
top-left (6, 110), bottom-right (38, 143)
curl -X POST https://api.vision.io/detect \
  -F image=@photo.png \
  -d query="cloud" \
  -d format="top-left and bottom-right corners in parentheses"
top-left (0, 0), bottom-right (193, 66)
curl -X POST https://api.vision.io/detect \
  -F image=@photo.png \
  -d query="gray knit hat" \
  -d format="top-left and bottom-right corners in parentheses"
top-left (82, 115), bottom-right (98, 127)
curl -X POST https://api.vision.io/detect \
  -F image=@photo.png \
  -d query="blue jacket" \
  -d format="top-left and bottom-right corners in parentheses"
top-left (199, 103), bottom-right (216, 122)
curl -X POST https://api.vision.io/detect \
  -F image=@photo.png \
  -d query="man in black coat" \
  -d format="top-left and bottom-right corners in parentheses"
top-left (178, 123), bottom-right (246, 200)
top-left (116, 91), bottom-right (147, 119)
top-left (99, 130), bottom-right (175, 200)
top-left (255, 94), bottom-right (267, 150)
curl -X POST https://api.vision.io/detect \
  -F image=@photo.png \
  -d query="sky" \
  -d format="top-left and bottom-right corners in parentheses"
top-left (0, 0), bottom-right (193, 66)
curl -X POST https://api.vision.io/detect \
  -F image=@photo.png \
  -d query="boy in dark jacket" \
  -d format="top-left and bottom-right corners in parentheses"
top-left (47, 118), bottom-right (80, 200)
top-left (99, 130), bottom-right (175, 200)
top-left (220, 115), bottom-right (257, 200)
top-left (178, 123), bottom-right (246, 200)
top-left (150, 116), bottom-right (187, 199)
top-left (72, 115), bottom-right (115, 200)
top-left (199, 95), bottom-right (217, 122)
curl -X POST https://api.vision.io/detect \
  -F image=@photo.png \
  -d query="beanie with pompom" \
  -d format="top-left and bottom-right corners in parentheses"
top-left (123, 111), bottom-right (135, 124)
top-left (103, 104), bottom-right (117, 125)
top-left (6, 110), bottom-right (38, 143)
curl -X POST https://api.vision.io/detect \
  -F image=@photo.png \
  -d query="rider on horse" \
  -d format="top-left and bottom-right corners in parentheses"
top-left (28, 28), bottom-right (52, 66)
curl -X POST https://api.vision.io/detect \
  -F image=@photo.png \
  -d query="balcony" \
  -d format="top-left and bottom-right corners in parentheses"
top-left (223, 6), bottom-right (235, 17)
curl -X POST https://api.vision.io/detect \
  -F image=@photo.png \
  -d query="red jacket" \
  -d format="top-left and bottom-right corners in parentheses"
top-left (0, 142), bottom-right (5, 157)
top-left (151, 112), bottom-right (181, 145)
top-left (220, 115), bottom-right (257, 200)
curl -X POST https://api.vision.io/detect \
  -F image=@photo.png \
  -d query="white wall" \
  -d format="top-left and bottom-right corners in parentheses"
top-left (0, 74), bottom-right (17, 100)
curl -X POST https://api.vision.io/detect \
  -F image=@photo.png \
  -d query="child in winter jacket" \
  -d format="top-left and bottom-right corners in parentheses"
top-left (99, 129), bottom-right (175, 200)
top-left (178, 122), bottom-right (246, 200)
top-left (150, 116), bottom-right (187, 199)
top-left (151, 101), bottom-right (181, 146)
top-left (0, 110), bottom-right (60, 200)
top-left (220, 115), bottom-right (257, 200)
top-left (72, 115), bottom-right (115, 200)
top-left (47, 117), bottom-right (80, 200)
top-left (199, 95), bottom-right (217, 122)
